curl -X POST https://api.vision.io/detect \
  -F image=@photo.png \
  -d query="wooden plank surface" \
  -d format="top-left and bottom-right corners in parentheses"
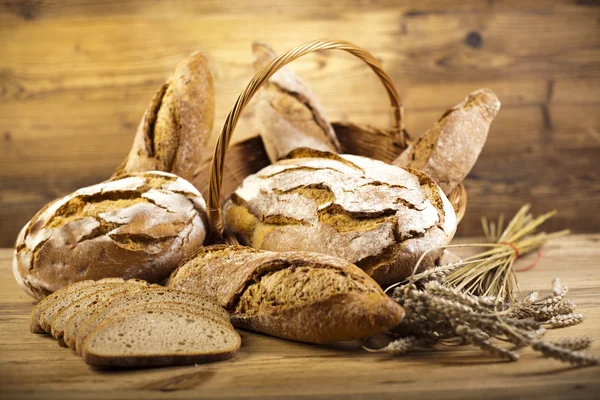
top-left (0, 234), bottom-right (599, 399)
top-left (1, 0), bottom-right (599, 247)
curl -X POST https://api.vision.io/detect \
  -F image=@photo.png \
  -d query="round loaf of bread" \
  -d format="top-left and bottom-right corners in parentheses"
top-left (223, 149), bottom-right (457, 286)
top-left (13, 171), bottom-right (208, 300)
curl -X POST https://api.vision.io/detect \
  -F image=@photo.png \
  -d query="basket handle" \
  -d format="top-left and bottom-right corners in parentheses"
top-left (207, 39), bottom-right (405, 242)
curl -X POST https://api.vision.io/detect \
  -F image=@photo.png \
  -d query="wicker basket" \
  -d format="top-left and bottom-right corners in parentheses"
top-left (191, 39), bottom-right (467, 243)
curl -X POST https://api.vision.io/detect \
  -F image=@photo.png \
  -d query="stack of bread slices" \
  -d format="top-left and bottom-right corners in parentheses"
top-left (30, 278), bottom-right (240, 368)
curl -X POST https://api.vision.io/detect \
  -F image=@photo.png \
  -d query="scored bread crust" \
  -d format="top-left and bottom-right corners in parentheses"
top-left (223, 149), bottom-right (457, 286)
top-left (167, 245), bottom-right (405, 344)
top-left (113, 52), bottom-right (215, 181)
top-left (82, 307), bottom-right (240, 368)
top-left (393, 89), bottom-right (501, 195)
top-left (14, 172), bottom-right (208, 300)
top-left (252, 42), bottom-right (341, 162)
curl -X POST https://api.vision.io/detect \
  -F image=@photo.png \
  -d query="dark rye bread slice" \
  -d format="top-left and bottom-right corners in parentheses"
top-left (51, 283), bottom-right (151, 346)
top-left (82, 307), bottom-right (240, 368)
top-left (39, 279), bottom-right (149, 333)
top-left (74, 288), bottom-right (230, 355)
top-left (166, 245), bottom-right (405, 344)
top-left (30, 279), bottom-right (121, 333)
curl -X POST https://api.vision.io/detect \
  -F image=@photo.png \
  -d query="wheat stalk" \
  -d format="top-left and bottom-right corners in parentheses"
top-left (446, 204), bottom-right (569, 303)
top-left (367, 206), bottom-right (597, 367)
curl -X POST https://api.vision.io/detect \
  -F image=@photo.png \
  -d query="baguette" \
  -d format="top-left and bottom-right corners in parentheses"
top-left (113, 52), bottom-right (215, 181)
top-left (252, 42), bottom-right (341, 162)
top-left (167, 245), bottom-right (405, 344)
top-left (393, 89), bottom-right (500, 194)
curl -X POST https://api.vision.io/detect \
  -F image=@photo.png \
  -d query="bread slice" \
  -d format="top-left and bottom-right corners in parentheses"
top-left (81, 307), bottom-right (240, 368)
top-left (73, 288), bottom-right (230, 355)
top-left (39, 278), bottom-right (148, 333)
top-left (50, 283), bottom-right (149, 346)
top-left (30, 280), bottom-right (96, 333)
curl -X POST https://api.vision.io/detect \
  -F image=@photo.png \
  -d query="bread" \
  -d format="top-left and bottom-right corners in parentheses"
top-left (167, 245), bottom-right (405, 344)
top-left (73, 287), bottom-right (229, 355)
top-left (393, 89), bottom-right (500, 194)
top-left (252, 42), bottom-right (341, 162)
top-left (30, 280), bottom-right (97, 333)
top-left (113, 52), bottom-right (215, 181)
top-left (50, 282), bottom-right (151, 345)
top-left (223, 149), bottom-right (457, 286)
top-left (81, 307), bottom-right (240, 368)
top-left (13, 171), bottom-right (208, 300)
top-left (38, 278), bottom-right (149, 333)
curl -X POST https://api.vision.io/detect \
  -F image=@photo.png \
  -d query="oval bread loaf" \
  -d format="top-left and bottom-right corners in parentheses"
top-left (167, 245), bottom-right (405, 344)
top-left (393, 89), bottom-right (500, 195)
top-left (113, 52), bottom-right (215, 181)
top-left (13, 171), bottom-right (208, 300)
top-left (252, 42), bottom-right (341, 162)
top-left (223, 149), bottom-right (457, 286)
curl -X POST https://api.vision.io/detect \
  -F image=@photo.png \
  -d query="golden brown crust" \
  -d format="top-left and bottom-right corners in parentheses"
top-left (222, 152), bottom-right (457, 286)
top-left (394, 89), bottom-right (500, 194)
top-left (114, 52), bottom-right (215, 181)
top-left (167, 245), bottom-right (405, 344)
top-left (14, 172), bottom-right (208, 300)
top-left (252, 42), bottom-right (340, 162)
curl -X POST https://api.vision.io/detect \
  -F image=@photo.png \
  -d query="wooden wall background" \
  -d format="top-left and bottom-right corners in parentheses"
top-left (1, 0), bottom-right (599, 247)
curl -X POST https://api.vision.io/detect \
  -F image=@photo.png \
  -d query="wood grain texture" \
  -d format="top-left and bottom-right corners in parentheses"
top-left (1, 0), bottom-right (599, 246)
top-left (1, 234), bottom-right (599, 399)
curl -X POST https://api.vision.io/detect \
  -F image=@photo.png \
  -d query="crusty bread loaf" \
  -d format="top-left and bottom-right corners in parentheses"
top-left (50, 282), bottom-right (151, 345)
top-left (393, 89), bottom-right (500, 194)
top-left (167, 245), bottom-right (405, 344)
top-left (252, 42), bottom-right (341, 162)
top-left (113, 52), bottom-right (215, 181)
top-left (74, 287), bottom-right (229, 355)
top-left (82, 307), bottom-right (240, 368)
top-left (223, 149), bottom-right (457, 286)
top-left (13, 171), bottom-right (208, 300)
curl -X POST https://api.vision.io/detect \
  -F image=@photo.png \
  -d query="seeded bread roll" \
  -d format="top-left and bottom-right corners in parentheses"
top-left (13, 172), bottom-right (208, 300)
top-left (252, 42), bottom-right (341, 162)
top-left (114, 52), bottom-right (215, 181)
top-left (393, 89), bottom-right (500, 194)
top-left (167, 245), bottom-right (405, 344)
top-left (82, 307), bottom-right (240, 368)
top-left (223, 149), bottom-right (457, 286)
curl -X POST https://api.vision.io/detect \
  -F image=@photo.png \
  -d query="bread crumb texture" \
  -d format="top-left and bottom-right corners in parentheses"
top-left (224, 150), bottom-right (457, 286)
top-left (13, 171), bottom-right (208, 300)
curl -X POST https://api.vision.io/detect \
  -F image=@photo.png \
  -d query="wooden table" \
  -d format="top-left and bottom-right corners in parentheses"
top-left (1, 234), bottom-right (599, 399)
top-left (2, 0), bottom-right (600, 247)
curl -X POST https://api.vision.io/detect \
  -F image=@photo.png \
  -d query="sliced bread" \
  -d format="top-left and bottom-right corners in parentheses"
top-left (50, 283), bottom-right (149, 346)
top-left (73, 288), bottom-right (230, 355)
top-left (39, 278), bottom-right (148, 333)
top-left (30, 280), bottom-right (96, 333)
top-left (81, 307), bottom-right (240, 368)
